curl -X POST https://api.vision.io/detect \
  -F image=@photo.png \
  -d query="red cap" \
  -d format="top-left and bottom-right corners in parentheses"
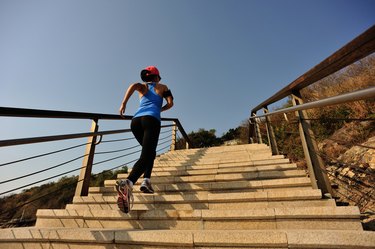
top-left (145, 66), bottom-right (160, 77)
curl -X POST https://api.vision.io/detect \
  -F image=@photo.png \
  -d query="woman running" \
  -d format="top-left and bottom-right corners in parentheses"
top-left (116, 66), bottom-right (174, 213)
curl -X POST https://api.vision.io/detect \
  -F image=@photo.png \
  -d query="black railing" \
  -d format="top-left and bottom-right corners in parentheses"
top-left (0, 107), bottom-right (191, 198)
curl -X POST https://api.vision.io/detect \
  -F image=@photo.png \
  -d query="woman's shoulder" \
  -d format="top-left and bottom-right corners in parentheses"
top-left (131, 82), bottom-right (144, 88)
top-left (157, 83), bottom-right (169, 91)
top-left (130, 82), bottom-right (147, 93)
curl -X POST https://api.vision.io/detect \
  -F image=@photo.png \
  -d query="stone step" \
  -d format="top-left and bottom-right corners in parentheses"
top-left (152, 161), bottom-right (293, 173)
top-left (108, 170), bottom-right (306, 186)
top-left (163, 144), bottom-right (270, 155)
top-left (66, 198), bottom-right (336, 211)
top-left (155, 153), bottom-right (285, 165)
top-left (154, 157), bottom-right (290, 168)
top-left (89, 185), bottom-right (313, 197)
top-left (72, 189), bottom-right (324, 207)
top-left (2, 228), bottom-right (374, 249)
top-left (103, 177), bottom-right (313, 194)
top-left (130, 163), bottom-right (299, 177)
top-left (35, 206), bottom-right (362, 231)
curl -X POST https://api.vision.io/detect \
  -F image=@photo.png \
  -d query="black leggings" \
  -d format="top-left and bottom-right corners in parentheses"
top-left (127, 116), bottom-right (161, 184)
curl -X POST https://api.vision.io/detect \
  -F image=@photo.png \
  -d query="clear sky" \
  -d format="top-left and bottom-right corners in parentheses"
top-left (0, 0), bottom-right (374, 194)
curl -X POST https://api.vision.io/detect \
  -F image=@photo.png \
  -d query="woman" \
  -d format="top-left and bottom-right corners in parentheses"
top-left (116, 66), bottom-right (174, 213)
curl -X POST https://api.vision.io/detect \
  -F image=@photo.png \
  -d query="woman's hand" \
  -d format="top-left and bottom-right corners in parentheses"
top-left (119, 104), bottom-right (126, 118)
top-left (119, 83), bottom-right (141, 118)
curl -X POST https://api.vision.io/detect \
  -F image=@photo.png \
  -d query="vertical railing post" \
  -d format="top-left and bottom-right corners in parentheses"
top-left (75, 119), bottom-right (99, 197)
top-left (248, 119), bottom-right (254, 144)
top-left (248, 112), bottom-right (256, 144)
top-left (292, 91), bottom-right (333, 197)
top-left (253, 113), bottom-right (263, 144)
top-left (171, 121), bottom-right (177, 151)
top-left (174, 119), bottom-right (192, 149)
top-left (263, 107), bottom-right (279, 155)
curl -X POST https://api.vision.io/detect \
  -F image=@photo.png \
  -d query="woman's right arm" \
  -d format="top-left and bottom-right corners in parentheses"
top-left (119, 83), bottom-right (142, 117)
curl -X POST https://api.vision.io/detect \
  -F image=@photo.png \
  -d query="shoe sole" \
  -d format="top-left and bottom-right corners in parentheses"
top-left (117, 196), bottom-right (129, 213)
top-left (116, 183), bottom-right (130, 213)
top-left (140, 185), bottom-right (154, 194)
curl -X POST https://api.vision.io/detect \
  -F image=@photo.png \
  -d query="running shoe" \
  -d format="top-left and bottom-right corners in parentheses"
top-left (140, 179), bottom-right (154, 194)
top-left (115, 179), bottom-right (134, 213)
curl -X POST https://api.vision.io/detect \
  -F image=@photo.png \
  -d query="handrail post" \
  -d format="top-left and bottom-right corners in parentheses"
top-left (75, 119), bottom-right (99, 197)
top-left (171, 121), bottom-right (177, 151)
top-left (248, 119), bottom-right (254, 144)
top-left (173, 119), bottom-right (192, 149)
top-left (248, 112), bottom-right (256, 144)
top-left (292, 91), bottom-right (333, 197)
top-left (252, 113), bottom-right (263, 144)
top-left (263, 107), bottom-right (279, 155)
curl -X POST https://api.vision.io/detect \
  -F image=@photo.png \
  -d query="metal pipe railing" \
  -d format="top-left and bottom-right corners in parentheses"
top-left (249, 25), bottom-right (375, 198)
top-left (0, 107), bottom-right (192, 147)
top-left (250, 87), bottom-right (374, 198)
top-left (251, 86), bottom-right (375, 119)
top-left (251, 25), bottom-right (375, 113)
top-left (0, 106), bottom-right (192, 196)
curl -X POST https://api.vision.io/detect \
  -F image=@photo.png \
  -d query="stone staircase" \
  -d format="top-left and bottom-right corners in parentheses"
top-left (1, 144), bottom-right (374, 248)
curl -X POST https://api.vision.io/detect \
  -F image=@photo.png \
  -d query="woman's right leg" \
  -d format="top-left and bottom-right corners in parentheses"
top-left (127, 117), bottom-right (145, 184)
top-left (127, 116), bottom-right (160, 184)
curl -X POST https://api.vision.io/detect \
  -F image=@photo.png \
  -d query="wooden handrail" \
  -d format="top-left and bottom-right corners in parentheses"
top-left (251, 25), bottom-right (375, 113)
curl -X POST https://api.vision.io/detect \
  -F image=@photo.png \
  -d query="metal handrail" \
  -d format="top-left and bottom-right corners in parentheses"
top-left (250, 86), bottom-right (375, 120)
top-left (249, 25), bottom-right (375, 199)
top-left (0, 107), bottom-right (192, 147)
top-left (251, 25), bottom-right (375, 113)
top-left (0, 125), bottom-right (174, 147)
top-left (0, 106), bottom-right (192, 196)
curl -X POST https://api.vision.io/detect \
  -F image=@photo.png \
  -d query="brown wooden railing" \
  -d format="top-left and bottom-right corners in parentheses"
top-left (249, 25), bottom-right (375, 198)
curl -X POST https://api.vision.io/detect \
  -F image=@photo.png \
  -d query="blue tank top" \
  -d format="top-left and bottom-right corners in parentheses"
top-left (133, 83), bottom-right (163, 121)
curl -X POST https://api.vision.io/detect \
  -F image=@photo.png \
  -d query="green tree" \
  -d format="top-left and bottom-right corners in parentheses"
top-left (188, 128), bottom-right (222, 148)
top-left (221, 128), bottom-right (240, 142)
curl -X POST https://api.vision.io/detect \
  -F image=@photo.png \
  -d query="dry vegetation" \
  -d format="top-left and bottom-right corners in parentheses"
top-left (262, 54), bottom-right (375, 229)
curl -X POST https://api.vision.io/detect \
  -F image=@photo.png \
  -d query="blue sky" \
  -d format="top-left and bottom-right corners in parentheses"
top-left (0, 0), bottom-right (374, 194)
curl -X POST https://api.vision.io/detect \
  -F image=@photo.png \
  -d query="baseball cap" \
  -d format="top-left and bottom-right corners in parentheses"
top-left (144, 66), bottom-right (160, 77)
top-left (140, 66), bottom-right (162, 82)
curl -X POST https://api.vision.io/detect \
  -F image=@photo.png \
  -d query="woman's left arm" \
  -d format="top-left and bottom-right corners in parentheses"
top-left (161, 86), bottom-right (174, 112)
top-left (161, 96), bottom-right (174, 112)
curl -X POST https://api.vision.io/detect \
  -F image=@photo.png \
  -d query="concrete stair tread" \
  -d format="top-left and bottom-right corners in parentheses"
top-left (153, 158), bottom-right (291, 168)
top-left (66, 199), bottom-right (337, 211)
top-left (103, 177), bottom-right (313, 192)
top-left (119, 164), bottom-right (299, 177)
top-left (0, 228), bottom-right (375, 249)
top-left (73, 189), bottom-right (324, 205)
top-left (89, 186), bottom-right (313, 196)
top-left (155, 156), bottom-right (284, 165)
top-left (37, 206), bottom-right (361, 220)
top-left (35, 206), bottom-right (363, 231)
top-left (1, 228), bottom-right (374, 248)
top-left (109, 170), bottom-right (307, 185)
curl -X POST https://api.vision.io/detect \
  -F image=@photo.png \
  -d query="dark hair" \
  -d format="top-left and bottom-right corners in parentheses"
top-left (140, 69), bottom-right (160, 82)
